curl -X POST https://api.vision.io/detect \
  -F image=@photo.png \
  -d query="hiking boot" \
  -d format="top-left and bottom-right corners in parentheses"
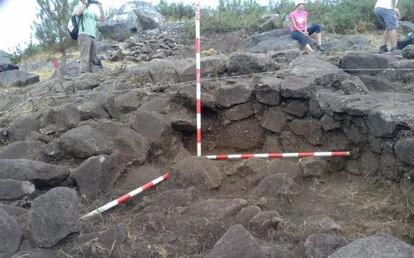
top-left (379, 45), bottom-right (388, 53)
top-left (316, 45), bottom-right (325, 51)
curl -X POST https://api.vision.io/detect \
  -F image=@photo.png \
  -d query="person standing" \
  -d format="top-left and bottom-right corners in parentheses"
top-left (374, 0), bottom-right (400, 53)
top-left (74, 0), bottom-right (105, 74)
top-left (289, 0), bottom-right (324, 53)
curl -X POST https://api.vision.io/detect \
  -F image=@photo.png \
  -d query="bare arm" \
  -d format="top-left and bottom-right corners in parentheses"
top-left (96, 3), bottom-right (105, 22)
top-left (74, 3), bottom-right (88, 16)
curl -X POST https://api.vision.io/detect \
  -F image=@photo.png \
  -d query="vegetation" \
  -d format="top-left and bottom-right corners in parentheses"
top-left (157, 0), bottom-right (414, 38)
top-left (33, 0), bottom-right (77, 64)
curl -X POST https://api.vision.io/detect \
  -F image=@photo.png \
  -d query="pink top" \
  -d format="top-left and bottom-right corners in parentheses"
top-left (290, 10), bottom-right (307, 32)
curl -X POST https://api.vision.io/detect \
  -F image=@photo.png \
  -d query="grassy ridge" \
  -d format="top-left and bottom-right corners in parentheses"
top-left (158, 0), bottom-right (414, 38)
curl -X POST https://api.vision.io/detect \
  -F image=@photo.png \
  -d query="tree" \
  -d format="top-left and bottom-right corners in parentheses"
top-left (33, 0), bottom-right (77, 63)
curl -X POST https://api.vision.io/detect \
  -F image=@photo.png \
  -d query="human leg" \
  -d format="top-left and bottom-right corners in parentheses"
top-left (291, 31), bottom-right (313, 52)
top-left (389, 29), bottom-right (398, 50)
top-left (375, 7), bottom-right (399, 51)
top-left (89, 37), bottom-right (97, 73)
top-left (307, 24), bottom-right (324, 50)
top-left (78, 34), bottom-right (92, 73)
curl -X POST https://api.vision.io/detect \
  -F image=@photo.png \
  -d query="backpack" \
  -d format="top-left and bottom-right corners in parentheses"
top-left (67, 15), bottom-right (83, 40)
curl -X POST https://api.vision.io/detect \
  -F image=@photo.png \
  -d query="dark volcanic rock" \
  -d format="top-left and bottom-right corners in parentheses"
top-left (30, 187), bottom-right (79, 248)
top-left (130, 111), bottom-right (171, 147)
top-left (299, 157), bottom-right (328, 178)
top-left (174, 157), bottom-right (222, 190)
top-left (329, 234), bottom-right (414, 258)
top-left (288, 119), bottom-right (323, 145)
top-left (0, 159), bottom-right (69, 187)
top-left (0, 179), bottom-right (35, 200)
top-left (281, 76), bottom-right (313, 99)
top-left (394, 138), bottom-right (414, 165)
top-left (235, 206), bottom-right (261, 228)
top-left (0, 141), bottom-right (45, 161)
top-left (254, 76), bottom-right (282, 105)
top-left (0, 69), bottom-right (39, 87)
top-left (98, 1), bottom-right (164, 41)
top-left (304, 233), bottom-right (347, 258)
top-left (340, 52), bottom-right (398, 75)
top-left (0, 207), bottom-right (22, 258)
top-left (71, 155), bottom-right (108, 198)
top-left (206, 224), bottom-right (266, 258)
top-left (226, 52), bottom-right (279, 75)
top-left (221, 102), bottom-right (255, 122)
top-left (45, 105), bottom-right (80, 132)
top-left (260, 106), bottom-right (286, 133)
top-left (7, 116), bottom-right (40, 142)
top-left (59, 125), bottom-right (114, 159)
top-left (114, 128), bottom-right (150, 164)
top-left (216, 81), bottom-right (253, 108)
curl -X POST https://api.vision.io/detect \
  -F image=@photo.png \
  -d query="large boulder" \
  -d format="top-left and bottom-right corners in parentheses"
top-left (0, 208), bottom-right (22, 258)
top-left (0, 141), bottom-right (46, 161)
top-left (130, 111), bottom-right (172, 148)
top-left (328, 234), bottom-right (414, 258)
top-left (215, 80), bottom-right (253, 108)
top-left (226, 52), bottom-right (279, 75)
top-left (30, 187), bottom-right (79, 248)
top-left (402, 45), bottom-right (414, 59)
top-left (0, 69), bottom-right (39, 87)
top-left (248, 29), bottom-right (299, 53)
top-left (59, 125), bottom-right (114, 159)
top-left (113, 128), bottom-right (150, 164)
top-left (206, 224), bottom-right (266, 258)
top-left (0, 179), bottom-right (35, 200)
top-left (259, 106), bottom-right (286, 133)
top-left (288, 119), bottom-right (323, 145)
top-left (0, 50), bottom-right (11, 64)
top-left (323, 35), bottom-right (368, 52)
top-left (339, 52), bottom-right (398, 75)
top-left (44, 105), bottom-right (80, 132)
top-left (71, 155), bottom-right (108, 198)
top-left (289, 54), bottom-right (344, 78)
top-left (394, 138), bottom-right (414, 166)
top-left (174, 156), bottom-right (222, 190)
top-left (305, 234), bottom-right (347, 258)
top-left (7, 116), bottom-right (40, 142)
top-left (77, 94), bottom-right (118, 120)
top-left (0, 159), bottom-right (69, 187)
top-left (400, 21), bottom-right (414, 33)
top-left (98, 1), bottom-right (164, 41)
top-left (254, 76), bottom-right (282, 105)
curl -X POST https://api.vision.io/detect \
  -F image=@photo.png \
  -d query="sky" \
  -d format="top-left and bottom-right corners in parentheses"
top-left (0, 0), bottom-right (271, 54)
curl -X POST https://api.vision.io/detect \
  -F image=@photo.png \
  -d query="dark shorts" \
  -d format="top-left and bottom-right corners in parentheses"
top-left (374, 7), bottom-right (399, 30)
top-left (290, 24), bottom-right (322, 46)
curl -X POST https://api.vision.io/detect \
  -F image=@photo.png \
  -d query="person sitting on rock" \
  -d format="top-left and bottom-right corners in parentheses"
top-left (74, 0), bottom-right (105, 74)
top-left (289, 0), bottom-right (324, 53)
top-left (374, 0), bottom-right (400, 53)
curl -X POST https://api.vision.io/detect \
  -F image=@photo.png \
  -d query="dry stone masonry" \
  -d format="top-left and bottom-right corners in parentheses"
top-left (0, 18), bottom-right (414, 257)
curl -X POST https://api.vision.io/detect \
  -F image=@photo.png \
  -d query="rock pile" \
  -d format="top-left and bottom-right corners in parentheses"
top-left (103, 32), bottom-right (182, 63)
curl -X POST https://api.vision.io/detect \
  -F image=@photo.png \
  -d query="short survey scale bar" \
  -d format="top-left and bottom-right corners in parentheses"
top-left (205, 151), bottom-right (350, 160)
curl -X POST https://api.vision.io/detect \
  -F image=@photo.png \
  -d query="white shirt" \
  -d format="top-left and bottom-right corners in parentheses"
top-left (375, 0), bottom-right (399, 9)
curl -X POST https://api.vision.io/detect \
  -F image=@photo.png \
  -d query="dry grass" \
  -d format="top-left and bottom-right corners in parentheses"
top-left (35, 67), bottom-right (55, 82)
